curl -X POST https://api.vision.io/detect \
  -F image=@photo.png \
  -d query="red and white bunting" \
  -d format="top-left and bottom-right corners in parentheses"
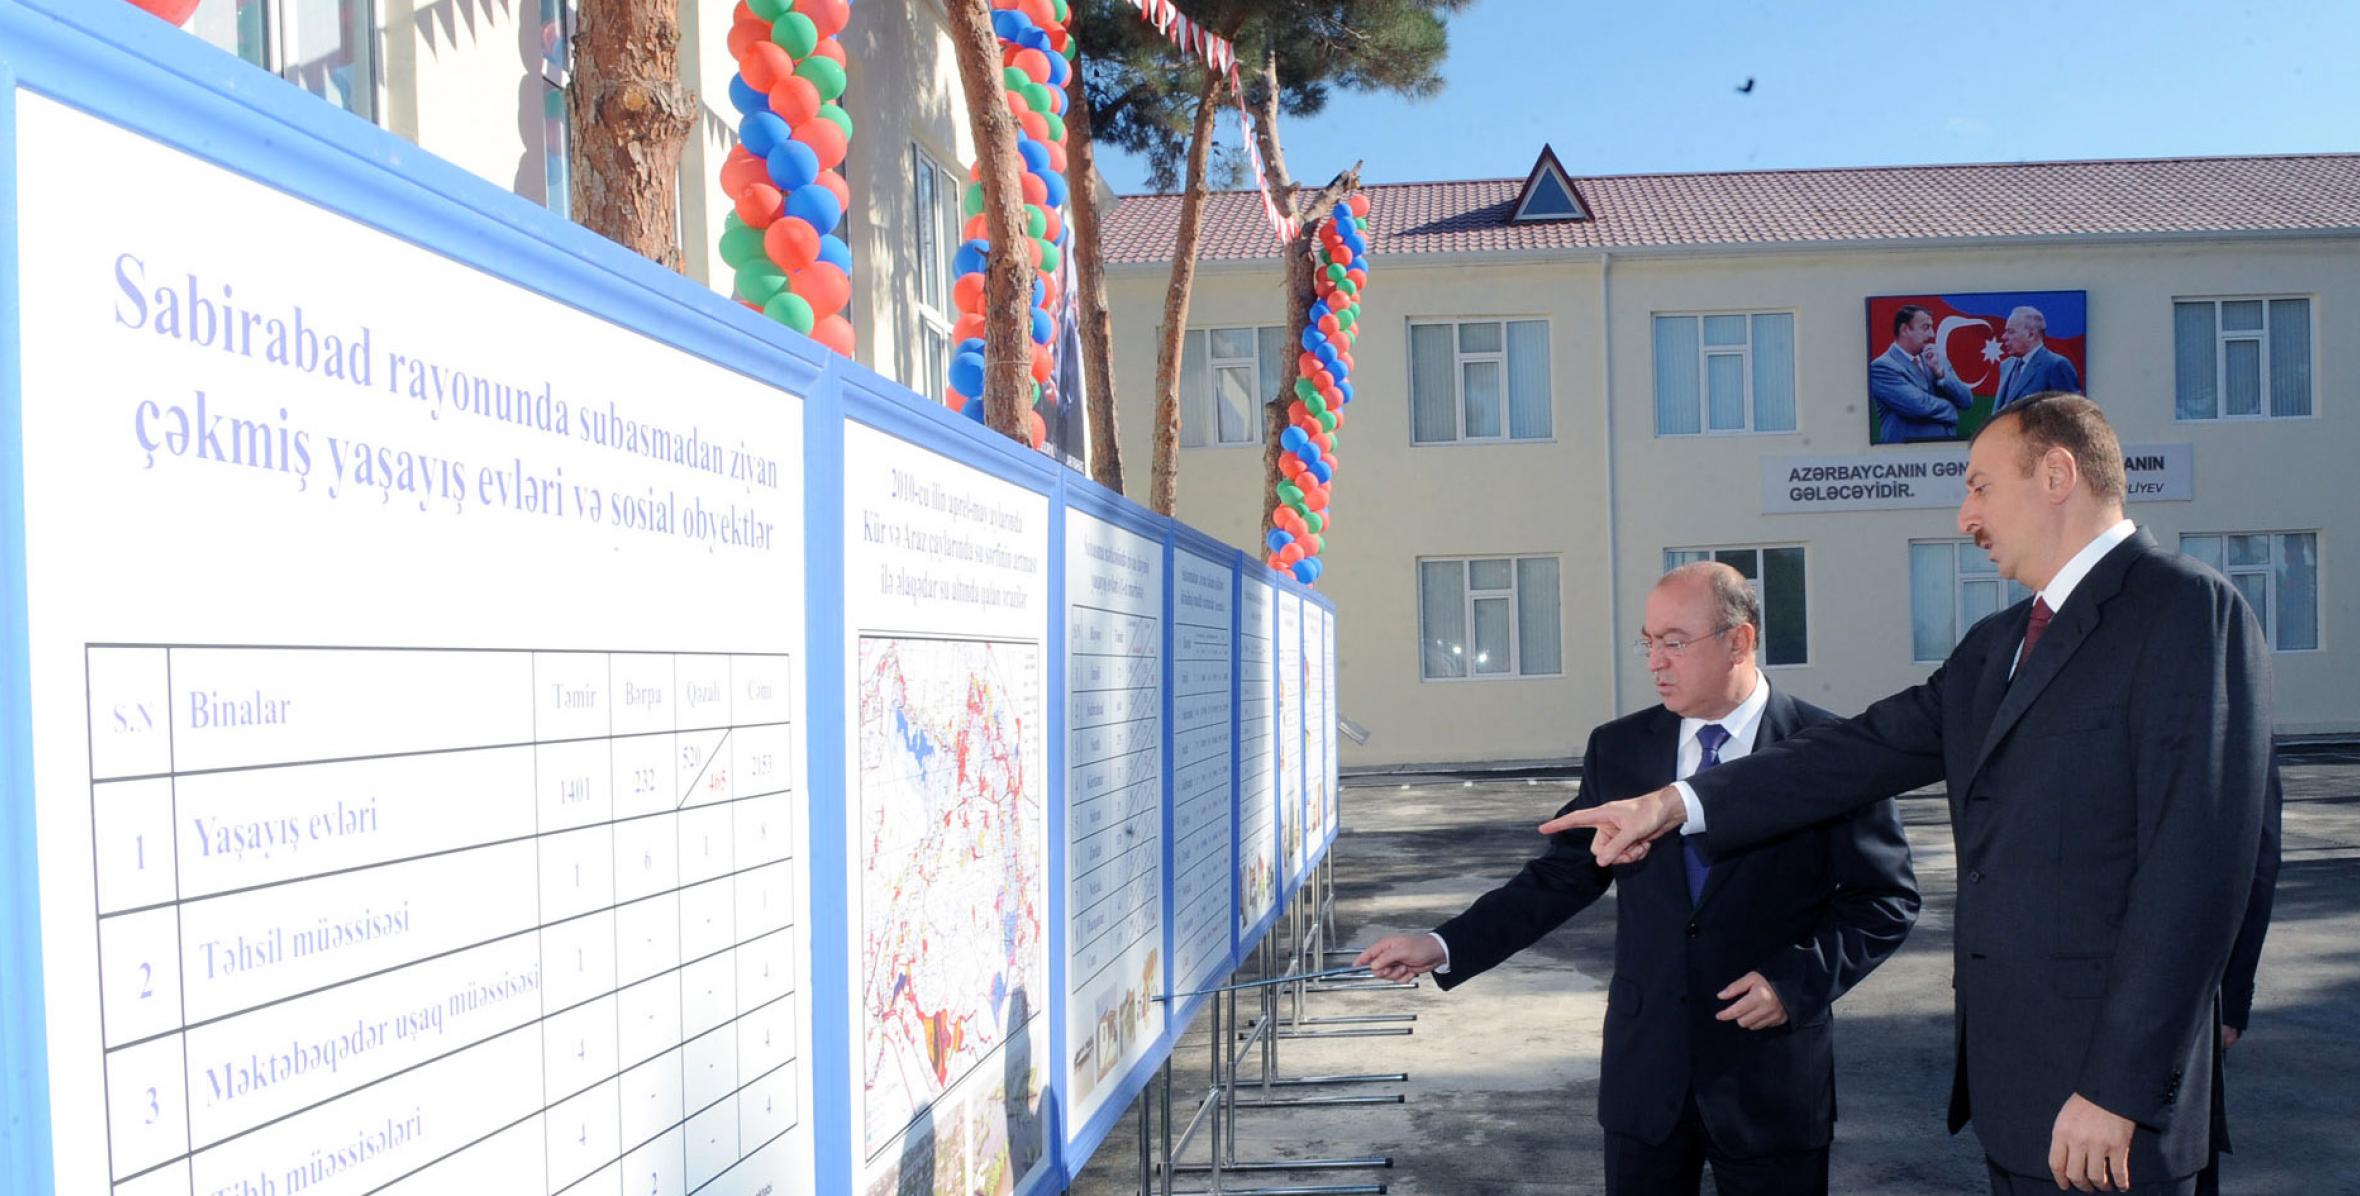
top-left (1112, 0), bottom-right (1296, 242)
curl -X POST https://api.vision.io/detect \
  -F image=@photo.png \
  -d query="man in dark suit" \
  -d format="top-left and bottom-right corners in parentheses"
top-left (1993, 306), bottom-right (2082, 413)
top-left (1356, 563), bottom-right (1919, 1195)
top-left (1871, 303), bottom-right (1976, 442)
top-left (1558, 394), bottom-right (2272, 1194)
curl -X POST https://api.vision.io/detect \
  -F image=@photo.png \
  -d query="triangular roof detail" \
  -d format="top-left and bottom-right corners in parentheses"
top-left (1512, 144), bottom-right (1590, 223)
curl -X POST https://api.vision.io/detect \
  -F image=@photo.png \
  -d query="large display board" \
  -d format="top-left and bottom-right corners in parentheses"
top-left (1060, 505), bottom-right (1164, 1140)
top-left (1322, 599), bottom-right (1341, 846)
top-left (10, 84), bottom-right (814, 1196)
top-left (1275, 592), bottom-right (1306, 889)
top-left (1167, 540), bottom-right (1236, 1006)
top-left (1235, 575), bottom-right (1279, 940)
top-left (840, 421), bottom-right (1052, 1196)
top-left (1303, 603), bottom-right (1330, 859)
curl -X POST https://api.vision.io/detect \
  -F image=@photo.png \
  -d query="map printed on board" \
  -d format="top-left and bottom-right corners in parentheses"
top-left (12, 93), bottom-right (813, 1196)
top-left (1276, 592), bottom-right (1304, 885)
top-left (1062, 510), bottom-right (1164, 1131)
top-left (1168, 549), bottom-right (1236, 997)
top-left (1236, 577), bottom-right (1278, 935)
top-left (842, 422), bottom-right (1051, 1196)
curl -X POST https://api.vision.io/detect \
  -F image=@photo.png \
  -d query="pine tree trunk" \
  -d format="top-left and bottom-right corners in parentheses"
top-left (1064, 50), bottom-right (1125, 492)
top-left (1147, 68), bottom-right (1225, 517)
top-left (567, 0), bottom-right (696, 269)
top-left (946, 0), bottom-right (1038, 441)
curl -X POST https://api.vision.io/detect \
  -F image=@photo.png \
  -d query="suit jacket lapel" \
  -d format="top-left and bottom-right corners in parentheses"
top-left (2000, 357), bottom-right (2020, 403)
top-left (1969, 532), bottom-right (2151, 781)
top-left (1639, 707), bottom-right (1690, 909)
top-left (1692, 687), bottom-right (1795, 913)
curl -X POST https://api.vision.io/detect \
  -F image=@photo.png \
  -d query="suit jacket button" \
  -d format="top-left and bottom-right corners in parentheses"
top-left (1968, 870), bottom-right (1982, 883)
top-left (1686, 922), bottom-right (1700, 937)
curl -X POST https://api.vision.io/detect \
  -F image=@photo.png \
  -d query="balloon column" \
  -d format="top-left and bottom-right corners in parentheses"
top-left (1266, 194), bottom-right (1371, 587)
top-left (942, 0), bottom-right (1074, 451)
top-left (717, 0), bottom-right (858, 358)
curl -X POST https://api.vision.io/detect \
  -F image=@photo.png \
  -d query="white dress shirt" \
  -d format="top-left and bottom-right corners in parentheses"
top-left (1675, 520), bottom-right (2139, 834)
top-left (1433, 677), bottom-right (1771, 970)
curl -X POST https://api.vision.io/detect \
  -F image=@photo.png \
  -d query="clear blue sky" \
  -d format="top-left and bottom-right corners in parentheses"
top-left (1094, 0), bottom-right (2360, 194)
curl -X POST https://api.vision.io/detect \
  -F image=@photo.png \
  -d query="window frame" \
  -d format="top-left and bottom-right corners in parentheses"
top-left (2181, 530), bottom-right (2322, 653)
top-left (1651, 309), bottom-right (1800, 437)
top-left (1416, 554), bottom-right (1564, 682)
top-left (908, 142), bottom-right (964, 398)
top-left (1407, 316), bottom-right (1555, 445)
top-left (2173, 295), bottom-right (2317, 423)
top-left (190, 0), bottom-right (382, 122)
top-left (1661, 544), bottom-right (1810, 667)
top-left (1908, 539), bottom-right (2033, 663)
top-left (1182, 324), bottom-right (1283, 449)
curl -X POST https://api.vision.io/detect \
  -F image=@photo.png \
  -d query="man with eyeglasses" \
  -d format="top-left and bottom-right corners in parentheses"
top-left (1358, 562), bottom-right (1919, 1195)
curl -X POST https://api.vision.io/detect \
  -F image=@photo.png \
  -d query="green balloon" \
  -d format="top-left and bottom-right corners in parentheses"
top-left (1035, 238), bottom-right (1061, 274)
top-left (1053, 0), bottom-right (1070, 20)
top-left (1337, 277), bottom-right (1358, 297)
top-left (763, 291), bottom-right (815, 334)
top-left (736, 267), bottom-right (788, 306)
top-left (1325, 263), bottom-right (1346, 283)
top-left (1328, 429), bottom-right (1341, 449)
top-left (1337, 308), bottom-right (1357, 329)
top-left (718, 223), bottom-right (768, 269)
top-left (1025, 205), bottom-right (1047, 239)
top-left (1030, 380), bottom-right (1044, 405)
top-left (1287, 498), bottom-right (1310, 518)
top-left (795, 55), bottom-right (846, 102)
top-left (1278, 482), bottom-right (1303, 505)
top-left (1306, 394), bottom-right (1327, 417)
top-left (771, 12), bottom-right (818, 57)
top-left (1319, 411), bottom-right (1337, 432)
top-left (1003, 66), bottom-right (1030, 91)
top-left (1306, 511), bottom-right (1325, 534)
top-left (1042, 110), bottom-right (1066, 142)
top-left (816, 102), bottom-right (854, 142)
top-left (1293, 377), bottom-right (1318, 402)
top-left (964, 182), bottom-right (986, 219)
top-left (1022, 82), bottom-right (1054, 115)
top-left (1314, 533), bottom-right (1326, 553)
top-left (747, 0), bottom-right (788, 20)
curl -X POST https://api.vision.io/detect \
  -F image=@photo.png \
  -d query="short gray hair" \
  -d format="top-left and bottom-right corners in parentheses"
top-left (2008, 305), bottom-right (2048, 338)
top-left (1661, 561), bottom-right (1759, 633)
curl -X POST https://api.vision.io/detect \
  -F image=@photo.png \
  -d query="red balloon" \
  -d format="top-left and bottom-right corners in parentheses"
top-left (126, 0), bottom-right (202, 21)
top-left (945, 391), bottom-right (969, 411)
top-left (1009, 48), bottom-right (1052, 84)
top-left (1040, 207), bottom-right (1065, 244)
top-left (1347, 268), bottom-right (1367, 288)
top-left (1347, 194), bottom-right (1370, 217)
top-left (810, 315), bottom-right (855, 357)
top-left (764, 217), bottom-right (820, 271)
top-left (1045, 141), bottom-right (1068, 174)
top-left (952, 313), bottom-right (987, 344)
top-left (793, 118), bottom-right (848, 170)
top-left (727, 20), bottom-right (767, 61)
top-left (954, 273), bottom-right (988, 314)
top-left (1280, 457), bottom-right (1305, 479)
top-left (1029, 345), bottom-right (1054, 383)
top-left (809, 38), bottom-right (846, 67)
top-left (769, 76), bottom-right (821, 125)
top-left (1331, 409), bottom-right (1347, 430)
top-left (963, 214), bottom-right (990, 242)
top-left (799, 0), bottom-right (850, 38)
top-left (1037, 272), bottom-right (1061, 311)
top-left (1318, 315), bottom-right (1340, 335)
top-left (735, 184), bottom-right (784, 228)
top-left (1019, 172), bottom-right (1047, 207)
top-left (1026, 409), bottom-right (1047, 450)
top-left (1297, 351), bottom-right (1320, 376)
top-left (1050, 27), bottom-right (1071, 53)
top-left (817, 169), bottom-right (850, 211)
top-left (738, 298), bottom-right (763, 313)
top-left (1019, 110), bottom-right (1049, 142)
top-left (720, 147), bottom-right (768, 201)
top-left (793, 263), bottom-right (851, 318)
top-left (739, 42), bottom-right (792, 92)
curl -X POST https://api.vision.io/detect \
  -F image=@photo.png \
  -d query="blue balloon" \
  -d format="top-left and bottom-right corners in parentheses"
top-left (1310, 461), bottom-right (1333, 484)
top-left (1029, 306), bottom-right (1053, 345)
top-left (817, 234), bottom-right (852, 272)
top-left (786, 184), bottom-right (842, 235)
top-left (740, 112), bottom-right (790, 159)
top-left (1041, 171), bottom-right (1069, 210)
top-left (1017, 140), bottom-right (1049, 173)
top-left (729, 75), bottom-right (769, 118)
top-left (1046, 50), bottom-right (1071, 87)
top-left (1350, 253), bottom-right (1368, 272)
top-left (1018, 26), bottom-right (1052, 52)
top-left (1030, 276), bottom-right (1047, 307)
top-left (765, 140), bottom-right (820, 192)
top-left (1293, 560), bottom-right (1318, 584)
top-left (990, 10), bottom-right (1036, 40)
top-left (1266, 530), bottom-right (1294, 552)
top-left (1337, 381), bottom-right (1355, 405)
top-left (952, 238), bottom-right (991, 279)
top-left (962, 396), bottom-right (986, 421)
top-left (950, 352), bottom-right (986, 399)
top-left (956, 337), bottom-right (985, 359)
top-left (1300, 328), bottom-right (1325, 351)
top-left (1314, 343), bottom-right (1340, 368)
top-left (1310, 301), bottom-right (1330, 321)
top-left (1281, 426), bottom-right (1308, 452)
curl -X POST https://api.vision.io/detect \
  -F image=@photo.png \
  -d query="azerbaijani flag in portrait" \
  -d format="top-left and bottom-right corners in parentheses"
top-left (1865, 291), bottom-right (2088, 444)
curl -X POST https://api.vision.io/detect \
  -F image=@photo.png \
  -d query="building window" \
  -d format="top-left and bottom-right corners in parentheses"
top-left (1909, 541), bottom-right (2033, 662)
top-left (1180, 326), bottom-right (1286, 448)
top-left (1663, 546), bottom-right (1808, 666)
top-left (1409, 319), bottom-right (1552, 444)
top-left (539, 0), bottom-right (573, 219)
top-left (910, 144), bottom-right (964, 396)
top-left (2175, 298), bottom-right (2313, 420)
top-left (1652, 312), bottom-right (1797, 435)
top-left (187, 0), bottom-right (378, 122)
top-left (2182, 532), bottom-right (2319, 651)
top-left (1418, 556), bottom-right (1563, 680)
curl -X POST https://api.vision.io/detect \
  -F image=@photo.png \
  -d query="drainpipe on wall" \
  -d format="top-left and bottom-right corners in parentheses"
top-left (1599, 250), bottom-right (1623, 721)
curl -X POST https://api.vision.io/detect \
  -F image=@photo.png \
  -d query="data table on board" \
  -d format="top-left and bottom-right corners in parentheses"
top-left (84, 645), bottom-right (803, 1196)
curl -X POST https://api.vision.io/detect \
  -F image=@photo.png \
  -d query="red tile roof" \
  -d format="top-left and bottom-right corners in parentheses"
top-left (1101, 154), bottom-right (2360, 264)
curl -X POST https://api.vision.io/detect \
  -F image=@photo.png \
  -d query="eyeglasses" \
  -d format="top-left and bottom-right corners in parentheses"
top-left (1631, 626), bottom-right (1733, 659)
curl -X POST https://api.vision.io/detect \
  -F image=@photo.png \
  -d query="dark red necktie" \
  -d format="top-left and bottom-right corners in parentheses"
top-left (2015, 597), bottom-right (2054, 675)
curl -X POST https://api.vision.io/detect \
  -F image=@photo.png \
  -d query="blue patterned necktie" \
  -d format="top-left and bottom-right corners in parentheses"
top-left (1683, 724), bottom-right (1731, 905)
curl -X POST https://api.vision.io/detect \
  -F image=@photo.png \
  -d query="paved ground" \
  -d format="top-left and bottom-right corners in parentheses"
top-left (1070, 751), bottom-right (2360, 1194)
